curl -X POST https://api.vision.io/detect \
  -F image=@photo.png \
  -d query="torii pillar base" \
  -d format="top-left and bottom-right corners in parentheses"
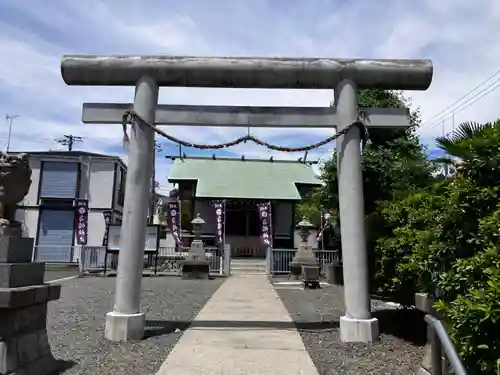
top-left (105, 312), bottom-right (146, 342)
top-left (340, 316), bottom-right (379, 342)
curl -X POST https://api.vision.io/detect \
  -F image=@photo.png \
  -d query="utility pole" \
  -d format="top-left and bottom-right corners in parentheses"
top-left (149, 141), bottom-right (162, 224)
top-left (5, 114), bottom-right (20, 153)
top-left (56, 134), bottom-right (83, 151)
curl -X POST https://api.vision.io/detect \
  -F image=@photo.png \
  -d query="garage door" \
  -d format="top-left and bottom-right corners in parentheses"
top-left (39, 161), bottom-right (79, 198)
top-left (37, 209), bottom-right (75, 262)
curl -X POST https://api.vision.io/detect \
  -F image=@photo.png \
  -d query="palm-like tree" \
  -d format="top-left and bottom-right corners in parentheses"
top-left (433, 121), bottom-right (493, 177)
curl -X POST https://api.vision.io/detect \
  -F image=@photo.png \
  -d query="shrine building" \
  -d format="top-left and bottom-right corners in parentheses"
top-left (166, 156), bottom-right (321, 257)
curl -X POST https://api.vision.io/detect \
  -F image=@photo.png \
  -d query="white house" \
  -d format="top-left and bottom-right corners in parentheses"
top-left (15, 151), bottom-right (128, 262)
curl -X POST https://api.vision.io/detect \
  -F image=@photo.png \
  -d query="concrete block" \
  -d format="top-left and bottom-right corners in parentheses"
top-left (414, 292), bottom-right (440, 316)
top-left (46, 283), bottom-right (61, 302)
top-left (0, 284), bottom-right (60, 309)
top-left (340, 316), bottom-right (379, 342)
top-left (105, 312), bottom-right (145, 341)
top-left (0, 237), bottom-right (34, 263)
top-left (17, 331), bottom-right (41, 365)
top-left (33, 285), bottom-right (49, 303)
top-left (37, 330), bottom-right (51, 355)
top-left (0, 287), bottom-right (34, 309)
top-left (0, 263), bottom-right (45, 288)
top-left (0, 304), bottom-right (48, 340)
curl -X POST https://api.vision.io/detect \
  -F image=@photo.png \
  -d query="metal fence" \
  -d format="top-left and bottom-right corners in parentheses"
top-left (33, 245), bottom-right (225, 275)
top-left (33, 246), bottom-right (79, 264)
top-left (33, 245), bottom-right (337, 277)
top-left (269, 248), bottom-right (339, 276)
top-left (79, 246), bottom-right (224, 275)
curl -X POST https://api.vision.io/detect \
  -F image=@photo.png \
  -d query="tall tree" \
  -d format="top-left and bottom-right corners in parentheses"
top-left (318, 89), bottom-right (435, 214)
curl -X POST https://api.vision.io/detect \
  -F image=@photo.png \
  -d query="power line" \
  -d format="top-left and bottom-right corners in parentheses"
top-left (420, 69), bottom-right (500, 130)
top-left (422, 77), bottom-right (500, 133)
top-left (0, 130), bottom-right (125, 148)
top-left (55, 134), bottom-right (83, 151)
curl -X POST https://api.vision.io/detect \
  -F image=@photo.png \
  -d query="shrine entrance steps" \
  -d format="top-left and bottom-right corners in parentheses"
top-left (230, 258), bottom-right (267, 275)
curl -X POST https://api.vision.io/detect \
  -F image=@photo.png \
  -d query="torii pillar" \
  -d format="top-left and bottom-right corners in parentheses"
top-left (61, 55), bottom-right (433, 342)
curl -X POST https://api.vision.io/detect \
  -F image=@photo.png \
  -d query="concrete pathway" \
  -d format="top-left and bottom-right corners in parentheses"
top-left (156, 275), bottom-right (319, 375)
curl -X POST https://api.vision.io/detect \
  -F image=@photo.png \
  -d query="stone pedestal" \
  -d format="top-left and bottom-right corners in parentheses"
top-left (326, 263), bottom-right (344, 285)
top-left (0, 235), bottom-right (61, 375)
top-left (302, 264), bottom-right (321, 289)
top-left (181, 240), bottom-right (210, 279)
top-left (290, 243), bottom-right (318, 280)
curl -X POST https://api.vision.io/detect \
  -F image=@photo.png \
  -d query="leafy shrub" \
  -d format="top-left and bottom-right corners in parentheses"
top-left (373, 159), bottom-right (500, 373)
top-left (373, 176), bottom-right (500, 299)
top-left (433, 209), bottom-right (500, 374)
top-left (435, 268), bottom-right (500, 375)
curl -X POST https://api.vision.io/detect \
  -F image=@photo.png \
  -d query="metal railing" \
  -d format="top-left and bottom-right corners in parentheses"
top-left (425, 314), bottom-right (468, 375)
top-left (78, 245), bottom-right (224, 275)
top-left (33, 245), bottom-right (79, 264)
top-left (155, 246), bottom-right (223, 275)
top-left (269, 248), bottom-right (339, 275)
top-left (33, 245), bottom-right (225, 275)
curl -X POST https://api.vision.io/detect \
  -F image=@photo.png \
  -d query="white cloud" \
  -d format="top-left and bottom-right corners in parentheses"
top-left (1, 0), bottom-right (500, 193)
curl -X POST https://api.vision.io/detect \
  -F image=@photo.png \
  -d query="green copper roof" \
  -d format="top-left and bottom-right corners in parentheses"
top-left (168, 157), bottom-right (321, 200)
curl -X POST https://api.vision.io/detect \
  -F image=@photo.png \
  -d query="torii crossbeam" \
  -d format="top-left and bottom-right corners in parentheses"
top-left (61, 55), bottom-right (433, 343)
top-left (82, 103), bottom-right (411, 129)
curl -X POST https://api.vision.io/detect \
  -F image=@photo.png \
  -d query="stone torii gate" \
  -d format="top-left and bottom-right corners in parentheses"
top-left (61, 55), bottom-right (433, 343)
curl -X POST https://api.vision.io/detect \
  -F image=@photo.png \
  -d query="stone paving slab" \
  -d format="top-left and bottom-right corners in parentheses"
top-left (182, 327), bottom-right (306, 351)
top-left (156, 275), bottom-right (319, 375)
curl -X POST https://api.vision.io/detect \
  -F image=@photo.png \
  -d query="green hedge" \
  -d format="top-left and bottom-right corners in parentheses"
top-left (372, 122), bottom-right (500, 374)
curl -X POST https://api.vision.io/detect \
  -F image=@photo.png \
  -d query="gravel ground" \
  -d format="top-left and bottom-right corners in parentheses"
top-left (275, 282), bottom-right (426, 375)
top-left (47, 277), bottom-right (225, 375)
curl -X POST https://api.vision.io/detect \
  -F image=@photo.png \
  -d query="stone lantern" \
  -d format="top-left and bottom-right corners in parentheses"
top-left (298, 217), bottom-right (314, 243)
top-left (191, 213), bottom-right (205, 241)
top-left (290, 216), bottom-right (321, 288)
top-left (181, 213), bottom-right (210, 279)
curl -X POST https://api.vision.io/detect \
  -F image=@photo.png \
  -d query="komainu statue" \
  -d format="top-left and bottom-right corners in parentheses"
top-left (0, 152), bottom-right (32, 237)
top-left (0, 152), bottom-right (63, 375)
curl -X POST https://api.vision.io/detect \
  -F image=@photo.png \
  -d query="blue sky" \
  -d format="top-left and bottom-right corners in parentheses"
top-left (1, 0), bottom-right (500, 194)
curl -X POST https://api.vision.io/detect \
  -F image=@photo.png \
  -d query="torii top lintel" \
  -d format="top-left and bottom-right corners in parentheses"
top-left (61, 55), bottom-right (433, 90)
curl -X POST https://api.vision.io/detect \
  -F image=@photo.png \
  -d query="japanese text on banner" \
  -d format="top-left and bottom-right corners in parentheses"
top-left (212, 200), bottom-right (226, 246)
top-left (75, 199), bottom-right (89, 245)
top-left (257, 202), bottom-right (272, 247)
top-left (167, 200), bottom-right (182, 245)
